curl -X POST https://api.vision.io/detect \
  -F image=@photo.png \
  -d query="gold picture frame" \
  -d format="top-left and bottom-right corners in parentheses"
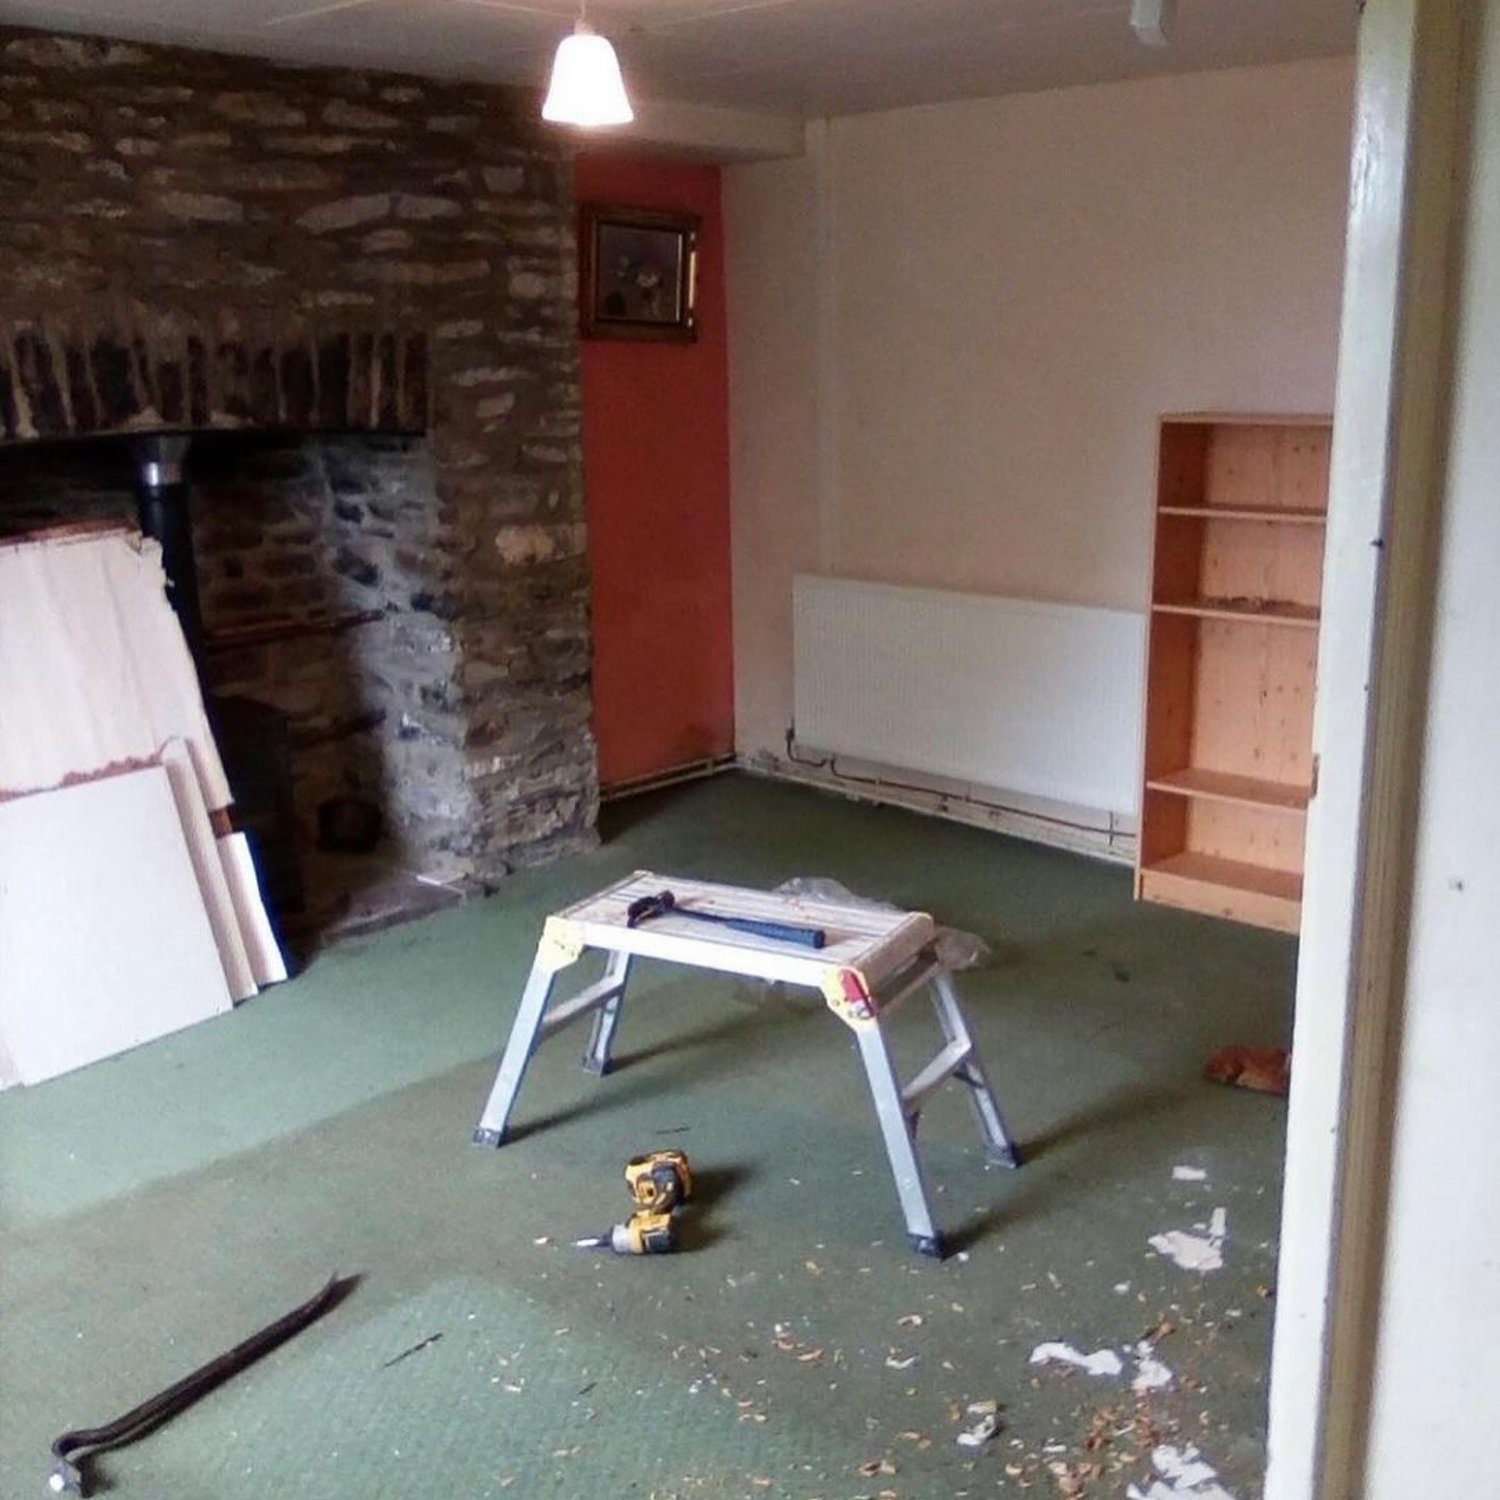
top-left (580, 204), bottom-right (700, 343)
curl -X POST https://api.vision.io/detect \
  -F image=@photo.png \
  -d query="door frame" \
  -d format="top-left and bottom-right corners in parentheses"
top-left (1265, 1), bottom-right (1469, 1495)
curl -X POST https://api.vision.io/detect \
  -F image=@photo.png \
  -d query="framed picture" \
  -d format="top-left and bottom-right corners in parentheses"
top-left (580, 204), bottom-right (700, 343)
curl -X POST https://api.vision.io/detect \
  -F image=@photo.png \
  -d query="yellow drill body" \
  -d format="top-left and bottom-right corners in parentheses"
top-left (624, 1150), bottom-right (694, 1213)
top-left (576, 1151), bottom-right (694, 1255)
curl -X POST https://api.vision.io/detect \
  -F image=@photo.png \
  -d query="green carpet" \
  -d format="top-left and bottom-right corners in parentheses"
top-left (0, 773), bottom-right (1294, 1498)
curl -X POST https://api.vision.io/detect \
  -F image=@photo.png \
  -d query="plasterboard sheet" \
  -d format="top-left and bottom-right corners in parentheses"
top-left (218, 833), bottom-right (288, 988)
top-left (0, 529), bottom-right (230, 808)
top-left (0, 766), bottom-right (232, 1086)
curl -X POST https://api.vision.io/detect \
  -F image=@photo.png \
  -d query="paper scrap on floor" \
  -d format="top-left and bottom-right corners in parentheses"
top-left (1126, 1443), bottom-right (1238, 1499)
top-left (1029, 1342), bottom-right (1125, 1377)
top-left (1131, 1341), bottom-right (1174, 1392)
top-left (1150, 1207), bottom-right (1227, 1272)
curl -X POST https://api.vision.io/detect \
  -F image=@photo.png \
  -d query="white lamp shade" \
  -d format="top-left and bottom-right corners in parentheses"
top-left (542, 24), bottom-right (633, 127)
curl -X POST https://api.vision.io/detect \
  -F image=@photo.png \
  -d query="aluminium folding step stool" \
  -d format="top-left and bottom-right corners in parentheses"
top-left (472, 870), bottom-right (1021, 1257)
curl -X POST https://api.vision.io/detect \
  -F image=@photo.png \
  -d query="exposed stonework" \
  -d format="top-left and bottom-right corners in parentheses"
top-left (0, 433), bottom-right (467, 881)
top-left (0, 321), bottom-right (428, 441)
top-left (0, 25), bottom-right (596, 882)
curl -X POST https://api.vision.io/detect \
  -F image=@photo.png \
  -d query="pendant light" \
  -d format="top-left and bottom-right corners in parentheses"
top-left (542, 4), bottom-right (633, 127)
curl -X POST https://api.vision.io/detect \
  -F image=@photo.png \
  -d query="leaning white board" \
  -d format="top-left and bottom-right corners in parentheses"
top-left (0, 529), bottom-right (231, 808)
top-left (0, 766), bottom-right (232, 1086)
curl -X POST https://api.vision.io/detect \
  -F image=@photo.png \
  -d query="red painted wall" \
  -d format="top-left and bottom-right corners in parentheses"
top-left (575, 154), bottom-right (734, 789)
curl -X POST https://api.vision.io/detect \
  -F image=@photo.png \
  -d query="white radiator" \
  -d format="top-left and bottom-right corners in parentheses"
top-left (792, 576), bottom-right (1146, 815)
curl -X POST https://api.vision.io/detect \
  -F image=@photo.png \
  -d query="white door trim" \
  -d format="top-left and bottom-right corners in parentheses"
top-left (1265, 2), bottom-right (1469, 1496)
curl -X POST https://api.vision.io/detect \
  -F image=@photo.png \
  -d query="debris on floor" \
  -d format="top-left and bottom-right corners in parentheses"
top-left (1130, 1340), bottom-right (1175, 1393)
top-left (380, 1332), bottom-right (443, 1369)
top-left (1029, 1342), bottom-right (1126, 1378)
top-left (1203, 1045), bottom-right (1290, 1096)
top-left (1172, 1165), bottom-right (1208, 1182)
top-left (1028, 1323), bottom-right (1177, 1400)
top-left (1126, 1443), bottom-right (1239, 1499)
top-left (1149, 1208), bottom-right (1228, 1272)
top-left (955, 1404), bottom-right (1001, 1449)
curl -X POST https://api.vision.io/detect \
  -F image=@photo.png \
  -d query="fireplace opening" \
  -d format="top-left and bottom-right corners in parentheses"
top-left (0, 429), bottom-right (467, 953)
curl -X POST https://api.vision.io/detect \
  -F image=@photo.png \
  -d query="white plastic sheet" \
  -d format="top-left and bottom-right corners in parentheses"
top-left (772, 877), bottom-right (991, 971)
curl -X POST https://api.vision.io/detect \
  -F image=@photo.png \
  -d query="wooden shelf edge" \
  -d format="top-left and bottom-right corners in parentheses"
top-left (1152, 598), bottom-right (1321, 629)
top-left (1137, 852), bottom-right (1303, 934)
top-left (1157, 505), bottom-right (1327, 525)
top-left (1159, 412), bottom-right (1334, 428)
top-left (1145, 768), bottom-right (1311, 812)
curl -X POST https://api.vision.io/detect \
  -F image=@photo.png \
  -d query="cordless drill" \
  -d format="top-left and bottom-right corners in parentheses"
top-left (625, 1149), bottom-right (693, 1212)
top-left (575, 1150), bottom-right (693, 1255)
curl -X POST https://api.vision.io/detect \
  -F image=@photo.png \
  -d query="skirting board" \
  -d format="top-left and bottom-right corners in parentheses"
top-left (743, 750), bottom-right (1137, 866)
top-left (601, 754), bottom-right (737, 802)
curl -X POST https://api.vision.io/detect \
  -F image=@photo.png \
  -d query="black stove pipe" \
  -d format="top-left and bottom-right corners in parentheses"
top-left (133, 434), bottom-right (205, 677)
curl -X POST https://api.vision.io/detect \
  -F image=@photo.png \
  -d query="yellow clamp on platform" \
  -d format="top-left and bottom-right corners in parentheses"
top-left (536, 916), bottom-right (585, 974)
top-left (821, 965), bottom-right (878, 1030)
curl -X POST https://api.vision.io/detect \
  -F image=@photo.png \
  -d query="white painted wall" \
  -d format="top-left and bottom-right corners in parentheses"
top-left (1360, 4), bottom-right (1500, 1487)
top-left (723, 142), bottom-right (825, 764)
top-left (725, 57), bottom-right (1354, 764)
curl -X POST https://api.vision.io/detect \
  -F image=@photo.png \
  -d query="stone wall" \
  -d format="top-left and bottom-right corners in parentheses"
top-left (196, 434), bottom-right (458, 873)
top-left (0, 434), bottom-right (447, 869)
top-left (0, 26), bottom-right (596, 881)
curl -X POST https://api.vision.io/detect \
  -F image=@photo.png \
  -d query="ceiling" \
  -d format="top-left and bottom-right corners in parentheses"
top-left (0, 0), bottom-right (1355, 118)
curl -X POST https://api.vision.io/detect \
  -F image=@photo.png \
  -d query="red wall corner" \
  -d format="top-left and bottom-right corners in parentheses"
top-left (575, 154), bottom-right (734, 789)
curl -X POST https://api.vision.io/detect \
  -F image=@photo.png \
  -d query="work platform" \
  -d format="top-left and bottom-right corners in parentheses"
top-left (473, 871), bottom-right (1021, 1257)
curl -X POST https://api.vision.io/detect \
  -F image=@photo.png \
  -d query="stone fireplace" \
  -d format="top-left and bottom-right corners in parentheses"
top-left (0, 26), bottom-right (599, 931)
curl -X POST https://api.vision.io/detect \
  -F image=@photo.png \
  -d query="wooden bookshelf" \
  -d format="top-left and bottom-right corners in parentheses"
top-left (1145, 768), bottom-right (1311, 812)
top-left (1135, 416), bottom-right (1332, 934)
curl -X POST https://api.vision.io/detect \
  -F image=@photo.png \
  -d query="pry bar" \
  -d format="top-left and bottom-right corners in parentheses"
top-left (49, 1273), bottom-right (352, 1497)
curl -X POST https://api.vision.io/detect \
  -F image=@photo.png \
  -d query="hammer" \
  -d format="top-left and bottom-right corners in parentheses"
top-left (626, 889), bottom-right (826, 949)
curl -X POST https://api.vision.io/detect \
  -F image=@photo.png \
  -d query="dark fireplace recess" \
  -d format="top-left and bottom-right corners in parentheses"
top-left (130, 433), bottom-right (304, 916)
top-left (0, 428), bottom-right (477, 948)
